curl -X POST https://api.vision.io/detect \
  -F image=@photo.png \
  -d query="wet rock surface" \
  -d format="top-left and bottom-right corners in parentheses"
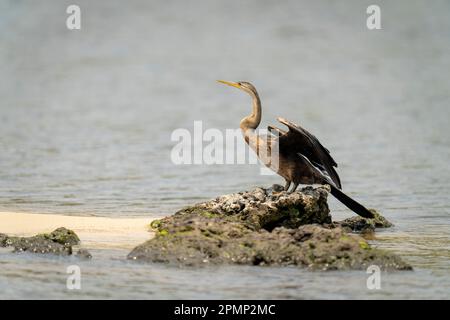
top-left (128, 185), bottom-right (412, 270)
top-left (76, 248), bottom-right (93, 259)
top-left (0, 227), bottom-right (91, 258)
top-left (336, 209), bottom-right (393, 233)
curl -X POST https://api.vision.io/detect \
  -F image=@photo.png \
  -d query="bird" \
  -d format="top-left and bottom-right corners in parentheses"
top-left (217, 80), bottom-right (374, 218)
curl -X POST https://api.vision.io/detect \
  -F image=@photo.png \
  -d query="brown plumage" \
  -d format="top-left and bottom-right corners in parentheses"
top-left (218, 80), bottom-right (374, 218)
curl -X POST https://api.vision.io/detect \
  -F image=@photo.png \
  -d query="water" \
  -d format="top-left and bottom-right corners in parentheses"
top-left (0, 0), bottom-right (449, 299)
top-left (1, 249), bottom-right (449, 299)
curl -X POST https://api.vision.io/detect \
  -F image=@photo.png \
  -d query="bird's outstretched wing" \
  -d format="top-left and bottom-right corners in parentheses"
top-left (272, 117), bottom-right (342, 189)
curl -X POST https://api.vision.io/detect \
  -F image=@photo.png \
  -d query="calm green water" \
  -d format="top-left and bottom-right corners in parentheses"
top-left (0, 0), bottom-right (449, 299)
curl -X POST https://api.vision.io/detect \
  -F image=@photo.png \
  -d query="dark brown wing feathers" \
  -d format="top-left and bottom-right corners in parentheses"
top-left (268, 125), bottom-right (287, 136)
top-left (275, 117), bottom-right (342, 189)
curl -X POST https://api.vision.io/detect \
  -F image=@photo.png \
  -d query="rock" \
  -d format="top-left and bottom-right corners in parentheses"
top-left (0, 233), bottom-right (8, 247)
top-left (76, 249), bottom-right (92, 259)
top-left (44, 227), bottom-right (80, 246)
top-left (12, 236), bottom-right (73, 255)
top-left (128, 186), bottom-right (411, 270)
top-left (0, 227), bottom-right (86, 257)
top-left (181, 185), bottom-right (332, 231)
top-left (336, 209), bottom-right (393, 233)
top-left (271, 184), bottom-right (285, 193)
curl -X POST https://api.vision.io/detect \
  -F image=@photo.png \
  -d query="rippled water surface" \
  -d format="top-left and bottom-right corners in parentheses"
top-left (0, 0), bottom-right (449, 299)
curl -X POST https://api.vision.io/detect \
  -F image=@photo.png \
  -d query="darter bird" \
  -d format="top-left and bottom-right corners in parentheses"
top-left (217, 80), bottom-right (374, 218)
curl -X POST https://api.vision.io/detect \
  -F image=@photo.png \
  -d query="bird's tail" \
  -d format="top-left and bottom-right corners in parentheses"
top-left (329, 185), bottom-right (374, 218)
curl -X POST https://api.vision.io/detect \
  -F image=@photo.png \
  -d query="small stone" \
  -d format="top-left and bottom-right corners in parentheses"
top-left (45, 227), bottom-right (80, 246)
top-left (336, 209), bottom-right (393, 232)
top-left (76, 249), bottom-right (92, 259)
top-left (271, 184), bottom-right (285, 193)
top-left (0, 233), bottom-right (8, 247)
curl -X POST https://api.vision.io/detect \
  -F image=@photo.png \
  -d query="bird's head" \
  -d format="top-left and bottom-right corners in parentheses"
top-left (217, 80), bottom-right (258, 97)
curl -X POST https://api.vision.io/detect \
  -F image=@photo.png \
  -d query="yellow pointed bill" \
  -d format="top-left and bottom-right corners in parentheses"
top-left (217, 80), bottom-right (241, 89)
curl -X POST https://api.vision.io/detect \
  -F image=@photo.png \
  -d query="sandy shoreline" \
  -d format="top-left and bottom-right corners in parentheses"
top-left (0, 212), bottom-right (161, 250)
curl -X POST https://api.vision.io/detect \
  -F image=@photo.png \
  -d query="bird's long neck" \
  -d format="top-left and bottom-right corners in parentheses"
top-left (240, 92), bottom-right (262, 133)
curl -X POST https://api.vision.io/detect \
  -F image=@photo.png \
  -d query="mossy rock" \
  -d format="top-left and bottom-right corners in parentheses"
top-left (337, 209), bottom-right (393, 233)
top-left (1, 227), bottom-right (85, 256)
top-left (128, 186), bottom-right (411, 271)
top-left (41, 227), bottom-right (80, 246)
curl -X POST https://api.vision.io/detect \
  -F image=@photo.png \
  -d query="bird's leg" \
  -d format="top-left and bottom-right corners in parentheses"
top-left (284, 180), bottom-right (291, 191)
top-left (290, 183), bottom-right (299, 193)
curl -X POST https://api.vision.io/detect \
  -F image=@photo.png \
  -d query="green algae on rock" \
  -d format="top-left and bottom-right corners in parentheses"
top-left (336, 209), bottom-right (393, 233)
top-left (0, 227), bottom-right (90, 257)
top-left (41, 227), bottom-right (80, 246)
top-left (128, 186), bottom-right (411, 270)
